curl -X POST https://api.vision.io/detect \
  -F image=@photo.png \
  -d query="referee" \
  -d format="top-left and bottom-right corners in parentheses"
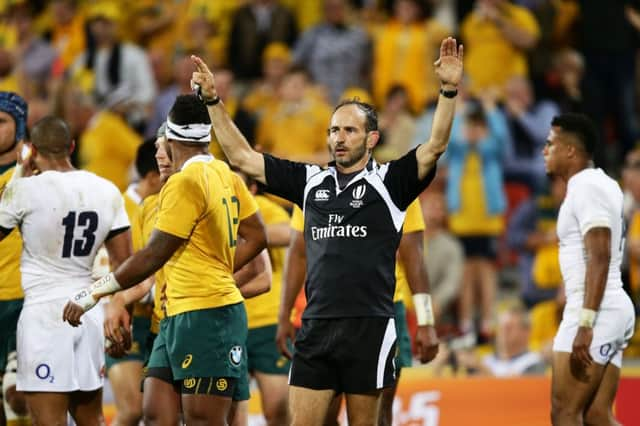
top-left (192, 37), bottom-right (464, 425)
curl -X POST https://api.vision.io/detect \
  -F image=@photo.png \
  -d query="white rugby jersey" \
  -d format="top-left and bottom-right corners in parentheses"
top-left (0, 170), bottom-right (129, 305)
top-left (557, 168), bottom-right (624, 306)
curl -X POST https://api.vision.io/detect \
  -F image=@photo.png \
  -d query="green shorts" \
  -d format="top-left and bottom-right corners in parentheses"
top-left (146, 303), bottom-right (249, 400)
top-left (106, 315), bottom-right (152, 371)
top-left (0, 299), bottom-right (23, 373)
top-left (247, 324), bottom-right (291, 375)
top-left (394, 301), bottom-right (412, 370)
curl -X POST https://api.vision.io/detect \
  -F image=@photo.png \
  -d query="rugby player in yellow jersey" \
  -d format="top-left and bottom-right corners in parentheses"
top-left (278, 200), bottom-right (434, 426)
top-left (106, 139), bottom-right (162, 426)
top-left (0, 92), bottom-right (29, 426)
top-left (64, 94), bottom-right (268, 425)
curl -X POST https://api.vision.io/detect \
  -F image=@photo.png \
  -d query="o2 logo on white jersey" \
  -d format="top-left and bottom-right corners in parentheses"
top-left (35, 363), bottom-right (54, 383)
top-left (350, 184), bottom-right (366, 208)
top-left (314, 189), bottom-right (331, 202)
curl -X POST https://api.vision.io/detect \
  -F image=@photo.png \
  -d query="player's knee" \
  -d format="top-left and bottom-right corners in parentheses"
top-left (115, 403), bottom-right (143, 426)
top-left (3, 356), bottom-right (28, 417)
top-left (263, 401), bottom-right (287, 426)
top-left (5, 387), bottom-right (28, 417)
top-left (584, 404), bottom-right (614, 426)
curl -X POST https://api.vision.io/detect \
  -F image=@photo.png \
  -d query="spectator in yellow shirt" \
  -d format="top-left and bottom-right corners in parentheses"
top-left (372, 0), bottom-right (450, 112)
top-left (63, 86), bottom-right (142, 191)
top-left (243, 42), bottom-right (292, 119)
top-left (256, 66), bottom-right (331, 164)
top-left (461, 0), bottom-right (540, 96)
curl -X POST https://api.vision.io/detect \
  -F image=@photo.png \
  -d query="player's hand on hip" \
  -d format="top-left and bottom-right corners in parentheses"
top-left (415, 325), bottom-right (440, 363)
top-left (570, 326), bottom-right (594, 375)
top-left (62, 301), bottom-right (85, 327)
top-left (275, 318), bottom-right (296, 360)
top-left (190, 55), bottom-right (218, 101)
top-left (434, 37), bottom-right (464, 89)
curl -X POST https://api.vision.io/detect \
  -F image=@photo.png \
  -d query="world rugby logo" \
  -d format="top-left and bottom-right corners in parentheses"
top-left (350, 184), bottom-right (366, 208)
top-left (229, 346), bottom-right (243, 366)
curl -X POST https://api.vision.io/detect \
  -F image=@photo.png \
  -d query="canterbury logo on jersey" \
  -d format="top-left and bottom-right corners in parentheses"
top-left (314, 189), bottom-right (331, 201)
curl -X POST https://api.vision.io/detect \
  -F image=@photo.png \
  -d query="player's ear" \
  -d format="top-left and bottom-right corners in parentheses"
top-left (366, 131), bottom-right (380, 150)
top-left (69, 139), bottom-right (76, 155)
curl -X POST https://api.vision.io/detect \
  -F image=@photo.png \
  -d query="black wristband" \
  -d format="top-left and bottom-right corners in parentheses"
top-left (204, 95), bottom-right (221, 106)
top-left (440, 87), bottom-right (458, 99)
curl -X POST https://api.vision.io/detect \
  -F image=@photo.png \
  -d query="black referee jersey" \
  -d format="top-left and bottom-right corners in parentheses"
top-left (263, 147), bottom-right (436, 319)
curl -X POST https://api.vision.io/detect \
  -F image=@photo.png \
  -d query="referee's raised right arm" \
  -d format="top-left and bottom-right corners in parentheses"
top-left (416, 37), bottom-right (464, 180)
top-left (190, 55), bottom-right (267, 185)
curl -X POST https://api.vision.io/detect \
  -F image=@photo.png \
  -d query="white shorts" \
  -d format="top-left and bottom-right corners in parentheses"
top-left (16, 299), bottom-right (105, 392)
top-left (553, 292), bottom-right (635, 368)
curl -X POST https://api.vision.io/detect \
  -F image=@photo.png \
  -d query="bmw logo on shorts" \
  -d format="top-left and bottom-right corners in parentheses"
top-left (229, 345), bottom-right (243, 366)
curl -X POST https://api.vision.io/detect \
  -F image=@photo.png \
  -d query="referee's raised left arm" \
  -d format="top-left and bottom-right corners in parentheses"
top-left (190, 55), bottom-right (267, 185)
top-left (416, 37), bottom-right (464, 180)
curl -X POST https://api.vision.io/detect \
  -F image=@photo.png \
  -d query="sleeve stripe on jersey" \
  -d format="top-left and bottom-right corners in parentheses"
top-left (304, 164), bottom-right (323, 182)
top-left (377, 163), bottom-right (390, 180)
top-left (365, 174), bottom-right (406, 232)
top-left (0, 225), bottom-right (12, 235)
top-left (581, 219), bottom-right (612, 236)
top-left (106, 226), bottom-right (130, 241)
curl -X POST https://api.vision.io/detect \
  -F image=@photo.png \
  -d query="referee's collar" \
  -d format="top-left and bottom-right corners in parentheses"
top-left (327, 156), bottom-right (376, 173)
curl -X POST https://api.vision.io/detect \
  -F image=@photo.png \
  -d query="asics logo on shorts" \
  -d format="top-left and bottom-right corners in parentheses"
top-left (182, 354), bottom-right (193, 368)
top-left (229, 346), bottom-right (242, 366)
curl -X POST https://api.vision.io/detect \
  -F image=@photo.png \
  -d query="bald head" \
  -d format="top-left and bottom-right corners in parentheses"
top-left (31, 116), bottom-right (72, 157)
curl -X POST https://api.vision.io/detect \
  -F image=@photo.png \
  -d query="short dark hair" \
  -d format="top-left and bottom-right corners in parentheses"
top-left (333, 99), bottom-right (378, 132)
top-left (30, 116), bottom-right (72, 157)
top-left (168, 94), bottom-right (211, 126)
top-left (135, 138), bottom-right (159, 178)
top-left (551, 113), bottom-right (598, 158)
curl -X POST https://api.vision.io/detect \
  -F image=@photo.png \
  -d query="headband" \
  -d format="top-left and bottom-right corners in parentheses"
top-left (165, 118), bottom-right (211, 143)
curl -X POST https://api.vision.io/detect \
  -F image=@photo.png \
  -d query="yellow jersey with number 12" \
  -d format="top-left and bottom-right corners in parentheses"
top-left (155, 157), bottom-right (258, 316)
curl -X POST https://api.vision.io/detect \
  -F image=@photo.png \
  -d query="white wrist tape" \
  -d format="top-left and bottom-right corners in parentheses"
top-left (413, 293), bottom-right (435, 326)
top-left (71, 272), bottom-right (123, 312)
top-left (578, 308), bottom-right (597, 328)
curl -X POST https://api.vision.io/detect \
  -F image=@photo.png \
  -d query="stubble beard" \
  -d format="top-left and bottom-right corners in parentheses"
top-left (334, 140), bottom-right (368, 169)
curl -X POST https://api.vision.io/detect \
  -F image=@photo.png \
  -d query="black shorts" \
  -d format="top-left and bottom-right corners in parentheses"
top-left (459, 236), bottom-right (497, 259)
top-left (289, 317), bottom-right (397, 394)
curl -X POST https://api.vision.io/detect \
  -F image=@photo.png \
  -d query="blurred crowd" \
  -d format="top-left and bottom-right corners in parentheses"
top-left (2, 0), bottom-right (640, 376)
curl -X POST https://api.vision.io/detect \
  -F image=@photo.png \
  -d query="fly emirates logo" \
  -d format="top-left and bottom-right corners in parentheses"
top-left (310, 214), bottom-right (368, 240)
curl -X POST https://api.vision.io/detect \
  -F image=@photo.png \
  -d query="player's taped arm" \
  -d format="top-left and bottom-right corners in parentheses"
top-left (413, 293), bottom-right (435, 326)
top-left (580, 226), bottom-right (611, 327)
top-left (71, 272), bottom-right (123, 311)
top-left (399, 230), bottom-right (435, 326)
top-left (69, 229), bottom-right (184, 313)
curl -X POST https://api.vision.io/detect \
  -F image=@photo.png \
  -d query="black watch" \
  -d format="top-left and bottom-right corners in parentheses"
top-left (439, 87), bottom-right (458, 98)
top-left (204, 95), bottom-right (221, 106)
